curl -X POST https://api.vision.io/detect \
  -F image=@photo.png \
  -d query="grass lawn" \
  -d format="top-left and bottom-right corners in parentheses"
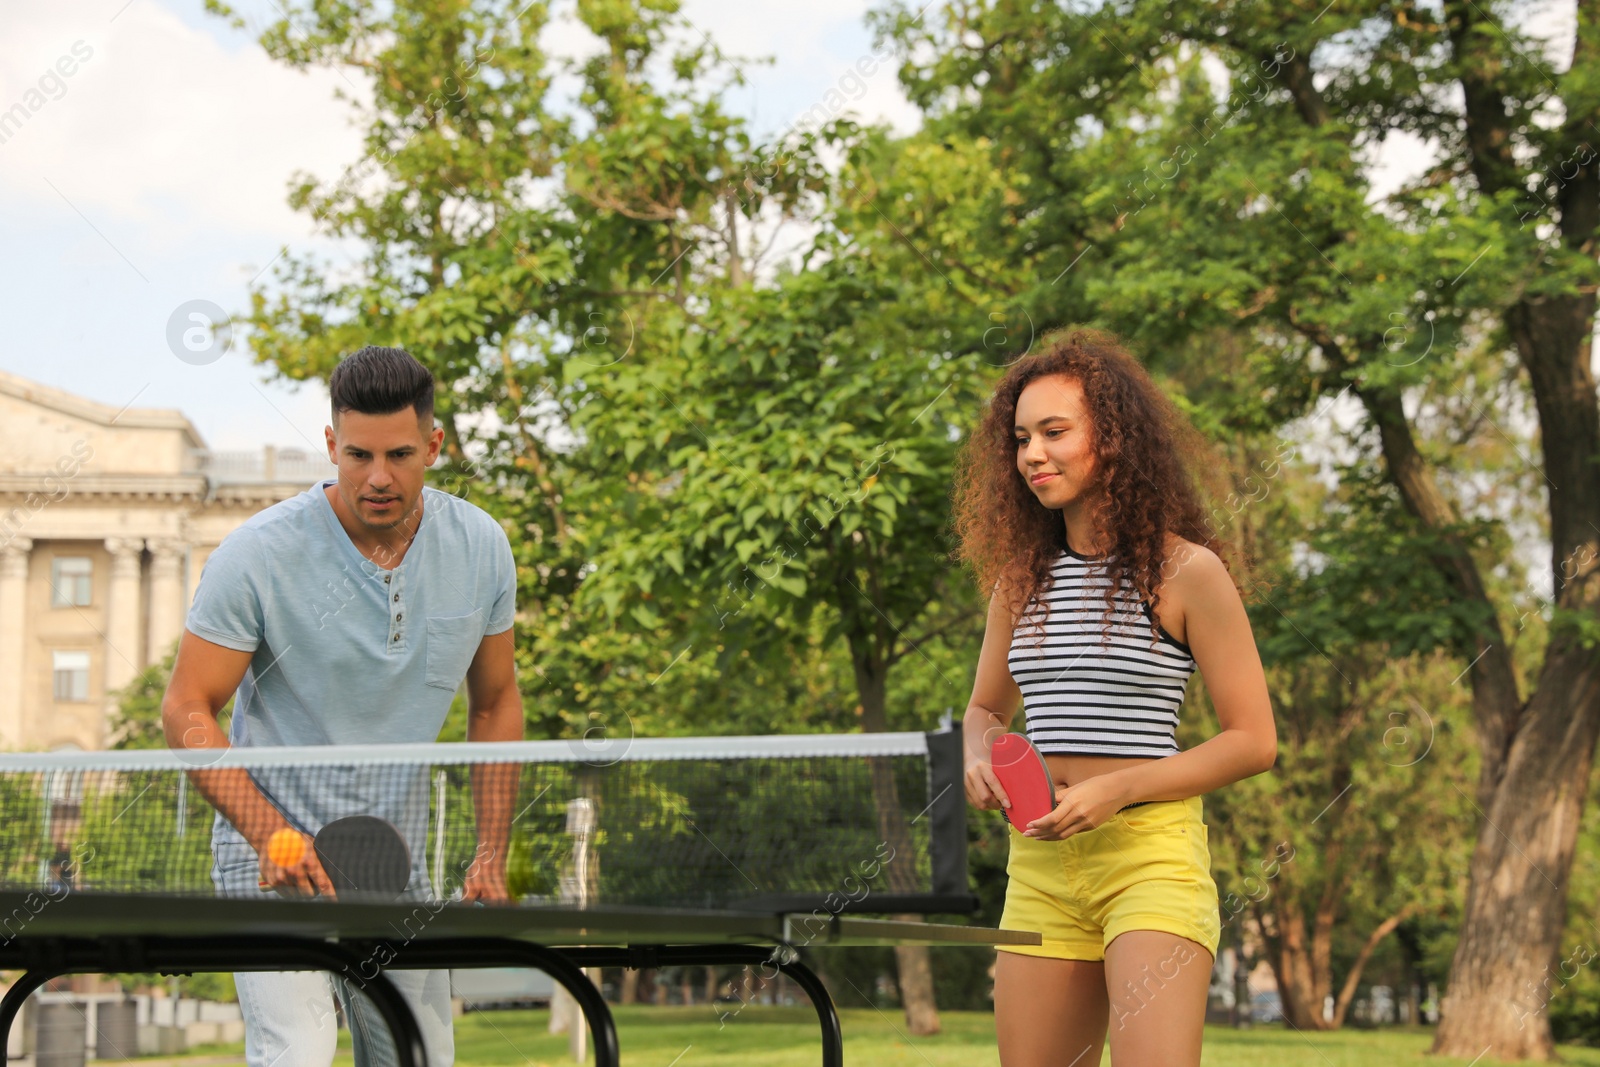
top-left (182, 1006), bottom-right (1600, 1066)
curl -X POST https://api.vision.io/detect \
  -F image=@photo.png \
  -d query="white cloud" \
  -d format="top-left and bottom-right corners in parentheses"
top-left (0, 0), bottom-right (924, 454)
top-left (0, 1), bottom-right (364, 245)
top-left (678, 0), bottom-right (921, 139)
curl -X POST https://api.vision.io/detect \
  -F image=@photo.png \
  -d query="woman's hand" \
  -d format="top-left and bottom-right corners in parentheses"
top-left (1023, 774), bottom-right (1131, 841)
top-left (964, 754), bottom-right (1011, 814)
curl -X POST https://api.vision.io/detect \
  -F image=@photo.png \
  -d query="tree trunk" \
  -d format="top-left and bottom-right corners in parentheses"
top-left (894, 941), bottom-right (941, 1035)
top-left (1441, 0), bottom-right (1600, 1001)
top-left (1248, 847), bottom-right (1413, 1032)
top-left (704, 965), bottom-right (719, 1004)
top-left (1431, 661), bottom-right (1600, 1059)
top-left (1267, 906), bottom-right (1330, 1031)
top-left (1329, 907), bottom-right (1418, 1028)
top-left (680, 968), bottom-right (694, 1006)
top-left (548, 984), bottom-right (570, 1033)
top-left (620, 967), bottom-right (639, 1005)
top-left (839, 555), bottom-right (942, 1037)
top-left (1317, 313), bottom-right (1600, 1057)
top-left (1253, 888), bottom-right (1311, 1030)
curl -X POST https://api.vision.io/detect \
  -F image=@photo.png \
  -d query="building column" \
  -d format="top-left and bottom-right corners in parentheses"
top-left (0, 538), bottom-right (33, 749)
top-left (147, 539), bottom-right (186, 667)
top-left (103, 538), bottom-right (144, 727)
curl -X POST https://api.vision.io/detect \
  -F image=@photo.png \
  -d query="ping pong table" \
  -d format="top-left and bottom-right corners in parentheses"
top-left (0, 730), bottom-right (1039, 1066)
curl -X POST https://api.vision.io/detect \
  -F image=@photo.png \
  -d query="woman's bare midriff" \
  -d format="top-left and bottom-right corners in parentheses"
top-left (1044, 752), bottom-right (1159, 791)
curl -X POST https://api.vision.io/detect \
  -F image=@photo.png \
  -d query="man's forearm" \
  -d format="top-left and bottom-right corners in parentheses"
top-left (163, 697), bottom-right (287, 851)
top-left (469, 764), bottom-right (517, 867)
top-left (467, 692), bottom-right (524, 867)
top-left (184, 768), bottom-right (292, 850)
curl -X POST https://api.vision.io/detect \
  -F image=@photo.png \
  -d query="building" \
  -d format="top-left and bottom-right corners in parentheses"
top-left (0, 369), bottom-right (334, 751)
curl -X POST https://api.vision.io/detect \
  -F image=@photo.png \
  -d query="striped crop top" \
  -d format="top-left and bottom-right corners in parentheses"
top-left (1007, 546), bottom-right (1197, 758)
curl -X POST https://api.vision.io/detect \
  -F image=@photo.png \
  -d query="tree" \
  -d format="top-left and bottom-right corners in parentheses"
top-left (567, 256), bottom-right (986, 1034)
top-left (1155, 335), bottom-right (1484, 1032)
top-left (206, 0), bottom-right (837, 755)
top-left (874, 0), bottom-right (1598, 1055)
top-left (209, 0), bottom-right (951, 1030)
top-left (1208, 565), bottom-right (1479, 1029)
top-left (1547, 760), bottom-right (1600, 1045)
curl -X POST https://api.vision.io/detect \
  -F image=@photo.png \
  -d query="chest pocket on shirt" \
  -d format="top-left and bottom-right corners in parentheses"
top-left (426, 610), bottom-right (483, 691)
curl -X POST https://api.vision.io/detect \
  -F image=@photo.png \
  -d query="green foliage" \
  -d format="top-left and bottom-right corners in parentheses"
top-left (565, 263), bottom-right (985, 714)
top-left (108, 648), bottom-right (231, 749)
top-left (1549, 764), bottom-right (1600, 1045)
top-left (211, 0), bottom-right (1598, 1027)
top-left (215, 0), bottom-right (872, 751)
top-left (1249, 474), bottom-right (1503, 664)
top-left (73, 772), bottom-right (216, 892)
top-left (1194, 440), bottom-right (1480, 1023)
top-left (0, 774), bottom-right (46, 885)
top-left (105, 649), bottom-right (175, 750)
top-left (110, 971), bottom-right (237, 1004)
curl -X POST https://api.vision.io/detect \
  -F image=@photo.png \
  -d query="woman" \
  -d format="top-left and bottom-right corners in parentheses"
top-left (952, 326), bottom-right (1277, 1066)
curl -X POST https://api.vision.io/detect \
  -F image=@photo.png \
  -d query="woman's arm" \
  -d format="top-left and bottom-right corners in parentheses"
top-left (963, 590), bottom-right (1024, 812)
top-left (1021, 545), bottom-right (1276, 838)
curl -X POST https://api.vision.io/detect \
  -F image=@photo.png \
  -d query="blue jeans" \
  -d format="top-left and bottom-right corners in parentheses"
top-left (234, 968), bottom-right (454, 1067)
top-left (214, 838), bottom-right (455, 1067)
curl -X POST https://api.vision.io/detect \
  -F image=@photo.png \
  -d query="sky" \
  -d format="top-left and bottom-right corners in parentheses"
top-left (0, 0), bottom-right (921, 456)
top-left (0, 0), bottom-right (1572, 476)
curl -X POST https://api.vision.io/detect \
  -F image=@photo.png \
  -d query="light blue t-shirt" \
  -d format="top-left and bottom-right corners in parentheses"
top-left (187, 479), bottom-right (516, 878)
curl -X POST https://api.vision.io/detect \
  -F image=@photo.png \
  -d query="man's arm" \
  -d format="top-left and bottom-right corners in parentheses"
top-left (461, 627), bottom-right (522, 902)
top-left (162, 629), bottom-right (333, 895)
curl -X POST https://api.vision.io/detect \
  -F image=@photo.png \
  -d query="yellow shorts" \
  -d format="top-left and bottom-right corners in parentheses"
top-left (997, 795), bottom-right (1221, 961)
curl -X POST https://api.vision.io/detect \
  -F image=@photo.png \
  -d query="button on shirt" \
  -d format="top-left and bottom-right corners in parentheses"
top-left (186, 480), bottom-right (516, 866)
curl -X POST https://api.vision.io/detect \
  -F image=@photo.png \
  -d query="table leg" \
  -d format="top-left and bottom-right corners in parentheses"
top-left (353, 937), bottom-right (621, 1067)
top-left (769, 952), bottom-right (843, 1067)
top-left (319, 943), bottom-right (434, 1067)
top-left (0, 937), bottom-right (429, 1067)
top-left (560, 944), bottom-right (844, 1067)
top-left (470, 943), bottom-right (621, 1067)
top-left (0, 968), bottom-right (57, 1053)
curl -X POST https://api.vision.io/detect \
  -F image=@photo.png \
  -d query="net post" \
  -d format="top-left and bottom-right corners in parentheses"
top-left (923, 728), bottom-right (971, 905)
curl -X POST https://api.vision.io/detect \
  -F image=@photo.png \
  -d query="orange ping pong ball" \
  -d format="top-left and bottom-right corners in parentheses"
top-left (267, 828), bottom-right (306, 868)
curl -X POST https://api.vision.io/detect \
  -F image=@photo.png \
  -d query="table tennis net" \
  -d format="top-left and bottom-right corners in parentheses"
top-left (0, 731), bottom-right (973, 913)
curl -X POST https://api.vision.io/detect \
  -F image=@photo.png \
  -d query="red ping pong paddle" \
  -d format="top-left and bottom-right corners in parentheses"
top-left (991, 734), bottom-right (1057, 831)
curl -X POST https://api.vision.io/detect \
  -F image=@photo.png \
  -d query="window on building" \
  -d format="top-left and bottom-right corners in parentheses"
top-left (52, 651), bottom-right (90, 702)
top-left (50, 557), bottom-right (92, 608)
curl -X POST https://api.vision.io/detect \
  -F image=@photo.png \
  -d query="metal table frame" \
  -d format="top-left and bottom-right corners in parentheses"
top-left (0, 893), bottom-right (1038, 1067)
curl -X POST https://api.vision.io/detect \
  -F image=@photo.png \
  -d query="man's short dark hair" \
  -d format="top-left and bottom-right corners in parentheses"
top-left (330, 346), bottom-right (435, 425)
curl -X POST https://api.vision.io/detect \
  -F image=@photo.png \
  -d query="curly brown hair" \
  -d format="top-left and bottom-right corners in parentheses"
top-left (950, 325), bottom-right (1251, 652)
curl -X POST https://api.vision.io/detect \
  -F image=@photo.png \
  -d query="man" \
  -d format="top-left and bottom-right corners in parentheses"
top-left (161, 346), bottom-right (523, 1067)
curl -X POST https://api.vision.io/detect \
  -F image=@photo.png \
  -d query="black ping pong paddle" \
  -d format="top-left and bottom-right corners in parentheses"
top-left (312, 815), bottom-right (411, 902)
